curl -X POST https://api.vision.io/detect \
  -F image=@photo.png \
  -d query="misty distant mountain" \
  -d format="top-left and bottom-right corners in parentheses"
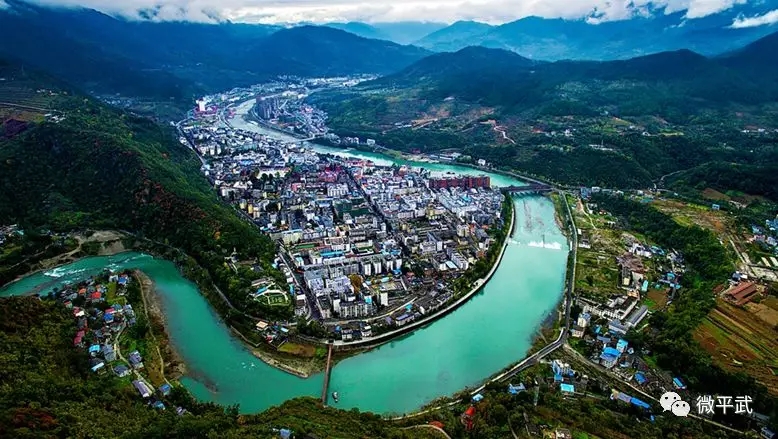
top-left (325, 21), bottom-right (446, 45)
top-left (246, 26), bottom-right (431, 76)
top-left (414, 4), bottom-right (778, 60)
top-left (0, 2), bottom-right (429, 104)
top-left (414, 21), bottom-right (495, 52)
top-left (719, 30), bottom-right (778, 76)
top-left (351, 31), bottom-right (778, 119)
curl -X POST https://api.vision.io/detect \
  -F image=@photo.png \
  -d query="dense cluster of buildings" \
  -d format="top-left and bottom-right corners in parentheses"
top-left (180, 91), bottom-right (506, 336)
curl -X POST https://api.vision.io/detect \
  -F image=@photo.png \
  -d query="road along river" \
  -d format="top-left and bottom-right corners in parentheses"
top-left (1, 104), bottom-right (569, 415)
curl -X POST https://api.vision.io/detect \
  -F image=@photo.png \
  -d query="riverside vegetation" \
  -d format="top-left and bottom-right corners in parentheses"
top-left (0, 296), bottom-right (441, 439)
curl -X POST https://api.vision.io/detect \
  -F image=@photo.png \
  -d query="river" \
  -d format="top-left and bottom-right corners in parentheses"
top-left (0, 101), bottom-right (569, 415)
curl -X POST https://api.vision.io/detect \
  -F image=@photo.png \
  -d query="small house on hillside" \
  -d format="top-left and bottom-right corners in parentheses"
top-left (113, 364), bottom-right (131, 377)
top-left (128, 351), bottom-right (144, 370)
top-left (132, 380), bottom-right (152, 398)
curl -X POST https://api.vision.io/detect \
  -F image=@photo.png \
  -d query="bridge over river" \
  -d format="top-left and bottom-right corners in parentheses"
top-left (501, 183), bottom-right (554, 194)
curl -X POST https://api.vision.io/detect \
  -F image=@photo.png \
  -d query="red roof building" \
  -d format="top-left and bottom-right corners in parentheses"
top-left (726, 282), bottom-right (757, 306)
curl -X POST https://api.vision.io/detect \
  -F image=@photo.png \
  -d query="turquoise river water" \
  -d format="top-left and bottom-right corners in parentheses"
top-left (0, 105), bottom-right (570, 415)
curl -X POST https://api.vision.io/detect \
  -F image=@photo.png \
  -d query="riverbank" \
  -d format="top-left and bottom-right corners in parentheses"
top-left (135, 270), bottom-right (187, 382)
top-left (250, 347), bottom-right (312, 379)
top-left (4, 230), bottom-right (130, 286)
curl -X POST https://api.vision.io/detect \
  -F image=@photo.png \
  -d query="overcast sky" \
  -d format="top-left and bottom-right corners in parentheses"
top-left (12, 0), bottom-right (778, 27)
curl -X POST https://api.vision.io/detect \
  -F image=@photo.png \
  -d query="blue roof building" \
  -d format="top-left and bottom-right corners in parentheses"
top-left (102, 345), bottom-right (116, 362)
top-left (560, 383), bottom-right (575, 394)
top-left (673, 377), bottom-right (687, 390)
top-left (508, 383), bottom-right (526, 394)
top-left (132, 380), bottom-right (152, 398)
top-left (608, 320), bottom-right (628, 335)
top-left (113, 364), bottom-right (130, 377)
top-left (159, 383), bottom-right (172, 396)
top-left (634, 372), bottom-right (648, 385)
top-left (600, 347), bottom-right (621, 368)
top-left (603, 347), bottom-right (621, 357)
top-left (631, 397), bottom-right (651, 410)
top-left (616, 339), bottom-right (629, 353)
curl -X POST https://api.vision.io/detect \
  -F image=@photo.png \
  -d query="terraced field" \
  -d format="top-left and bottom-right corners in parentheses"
top-left (0, 64), bottom-right (61, 122)
top-left (694, 299), bottom-right (778, 394)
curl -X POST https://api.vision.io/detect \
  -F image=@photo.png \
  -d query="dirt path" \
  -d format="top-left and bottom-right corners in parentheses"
top-left (493, 124), bottom-right (516, 144)
top-left (508, 418), bottom-right (519, 439)
top-left (577, 199), bottom-right (597, 230)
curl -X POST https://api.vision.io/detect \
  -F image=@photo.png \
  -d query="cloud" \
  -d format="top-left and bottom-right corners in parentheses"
top-left (730, 8), bottom-right (778, 27)
top-left (15, 0), bottom-right (762, 24)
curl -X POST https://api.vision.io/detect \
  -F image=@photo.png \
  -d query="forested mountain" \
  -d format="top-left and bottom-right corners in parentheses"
top-left (414, 4), bottom-right (777, 60)
top-left (245, 26), bottom-right (430, 77)
top-left (368, 40), bottom-right (777, 113)
top-left (313, 33), bottom-right (778, 190)
top-left (719, 30), bottom-right (778, 75)
top-left (0, 1), bottom-right (428, 105)
top-left (414, 20), bottom-right (495, 51)
top-left (0, 59), bottom-right (282, 317)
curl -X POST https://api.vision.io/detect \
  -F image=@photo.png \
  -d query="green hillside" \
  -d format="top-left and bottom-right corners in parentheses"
top-left (313, 37), bottom-right (778, 190)
top-left (0, 61), bottom-right (282, 319)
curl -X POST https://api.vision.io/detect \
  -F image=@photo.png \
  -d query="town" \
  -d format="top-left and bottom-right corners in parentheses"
top-left (177, 79), bottom-right (508, 345)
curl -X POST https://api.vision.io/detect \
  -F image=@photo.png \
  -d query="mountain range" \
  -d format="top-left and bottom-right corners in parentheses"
top-left (347, 29), bottom-right (778, 119)
top-left (323, 21), bottom-right (446, 45)
top-left (414, 4), bottom-right (778, 60)
top-left (0, 1), bottom-right (429, 105)
top-left (310, 30), bottom-right (778, 189)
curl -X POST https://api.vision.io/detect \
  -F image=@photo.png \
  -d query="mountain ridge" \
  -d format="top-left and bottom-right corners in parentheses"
top-left (414, 5), bottom-right (778, 60)
top-left (0, 3), bottom-right (429, 107)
